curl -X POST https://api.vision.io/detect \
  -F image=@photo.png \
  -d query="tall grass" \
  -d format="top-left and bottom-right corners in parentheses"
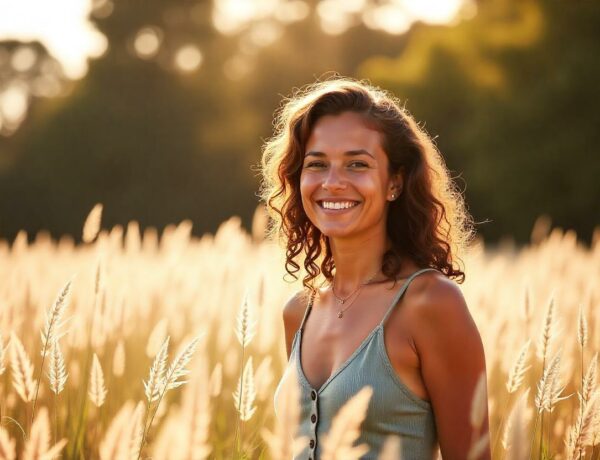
top-left (0, 206), bottom-right (598, 459)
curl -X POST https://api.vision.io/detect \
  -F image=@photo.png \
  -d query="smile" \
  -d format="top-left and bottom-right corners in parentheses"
top-left (317, 200), bottom-right (360, 210)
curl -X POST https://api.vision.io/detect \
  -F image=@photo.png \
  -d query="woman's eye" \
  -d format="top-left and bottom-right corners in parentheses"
top-left (303, 160), bottom-right (368, 169)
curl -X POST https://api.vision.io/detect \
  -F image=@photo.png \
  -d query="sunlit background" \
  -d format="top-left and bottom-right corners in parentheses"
top-left (1, 2), bottom-right (600, 460)
top-left (0, 0), bottom-right (472, 133)
top-left (0, 0), bottom-right (598, 245)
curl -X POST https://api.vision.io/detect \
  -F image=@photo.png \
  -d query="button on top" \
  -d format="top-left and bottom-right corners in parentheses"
top-left (310, 390), bottom-right (317, 400)
top-left (311, 414), bottom-right (317, 423)
top-left (310, 439), bottom-right (315, 448)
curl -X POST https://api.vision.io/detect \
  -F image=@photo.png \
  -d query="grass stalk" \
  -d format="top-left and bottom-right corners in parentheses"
top-left (492, 391), bottom-right (513, 456)
top-left (529, 413), bottom-right (539, 460)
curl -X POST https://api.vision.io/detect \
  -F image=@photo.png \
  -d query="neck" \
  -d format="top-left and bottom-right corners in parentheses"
top-left (329, 230), bottom-right (389, 296)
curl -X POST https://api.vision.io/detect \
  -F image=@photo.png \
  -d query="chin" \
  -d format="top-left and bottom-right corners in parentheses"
top-left (316, 225), bottom-right (356, 239)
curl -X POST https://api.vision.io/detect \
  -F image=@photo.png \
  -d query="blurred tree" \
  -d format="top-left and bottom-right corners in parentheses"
top-left (0, 0), bottom-right (413, 241)
top-left (0, 40), bottom-right (67, 137)
top-left (361, 0), bottom-right (600, 244)
top-left (0, 0), bottom-right (258, 237)
top-left (0, 0), bottom-right (597, 245)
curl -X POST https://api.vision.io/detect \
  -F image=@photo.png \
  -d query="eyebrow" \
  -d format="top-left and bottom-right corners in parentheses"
top-left (304, 149), bottom-right (375, 159)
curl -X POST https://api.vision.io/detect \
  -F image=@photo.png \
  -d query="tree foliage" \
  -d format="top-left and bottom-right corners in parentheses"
top-left (0, 0), bottom-right (597, 244)
top-left (361, 0), bottom-right (600, 243)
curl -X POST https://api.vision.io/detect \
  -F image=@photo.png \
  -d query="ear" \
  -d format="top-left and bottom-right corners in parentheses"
top-left (388, 169), bottom-right (404, 201)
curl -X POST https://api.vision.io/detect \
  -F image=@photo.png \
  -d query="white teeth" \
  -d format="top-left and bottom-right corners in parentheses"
top-left (321, 201), bottom-right (358, 210)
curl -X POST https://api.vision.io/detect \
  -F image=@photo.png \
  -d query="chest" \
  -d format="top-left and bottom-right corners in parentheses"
top-left (299, 298), bottom-right (429, 402)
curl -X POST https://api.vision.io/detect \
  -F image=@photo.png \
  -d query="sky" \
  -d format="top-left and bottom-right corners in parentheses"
top-left (0, 0), bottom-right (107, 79)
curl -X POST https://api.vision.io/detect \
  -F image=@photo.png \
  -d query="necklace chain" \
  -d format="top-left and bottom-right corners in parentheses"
top-left (331, 269), bottom-right (380, 319)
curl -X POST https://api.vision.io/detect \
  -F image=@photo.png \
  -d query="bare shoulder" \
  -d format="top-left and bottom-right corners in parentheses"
top-left (409, 271), bottom-right (483, 357)
top-left (282, 289), bottom-right (311, 359)
top-left (409, 271), bottom-right (471, 323)
top-left (282, 289), bottom-right (311, 329)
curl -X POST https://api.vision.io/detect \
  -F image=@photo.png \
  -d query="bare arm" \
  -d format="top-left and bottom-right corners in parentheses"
top-left (413, 278), bottom-right (491, 460)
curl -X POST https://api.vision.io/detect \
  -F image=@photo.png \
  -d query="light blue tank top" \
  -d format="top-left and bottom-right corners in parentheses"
top-left (274, 268), bottom-right (440, 460)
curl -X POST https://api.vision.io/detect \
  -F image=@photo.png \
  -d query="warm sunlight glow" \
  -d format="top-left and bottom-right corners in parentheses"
top-left (346, 0), bottom-right (369, 13)
top-left (212, 0), bottom-right (266, 34)
top-left (363, 5), bottom-right (411, 35)
top-left (0, 0), bottom-right (108, 79)
top-left (274, 0), bottom-right (309, 23)
top-left (316, 0), bottom-right (356, 35)
top-left (174, 45), bottom-right (203, 73)
top-left (315, 0), bottom-right (469, 35)
top-left (213, 0), bottom-right (308, 34)
top-left (402, 0), bottom-right (467, 24)
top-left (11, 46), bottom-right (37, 72)
top-left (248, 21), bottom-right (283, 47)
top-left (134, 27), bottom-right (162, 59)
top-left (360, 0), bottom-right (469, 35)
top-left (0, 0), bottom-right (470, 83)
top-left (0, 84), bottom-right (28, 134)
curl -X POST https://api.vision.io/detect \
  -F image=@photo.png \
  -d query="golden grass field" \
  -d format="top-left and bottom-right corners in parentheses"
top-left (0, 204), bottom-right (598, 460)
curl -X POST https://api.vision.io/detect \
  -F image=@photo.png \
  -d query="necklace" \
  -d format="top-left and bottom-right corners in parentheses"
top-left (332, 269), bottom-right (380, 319)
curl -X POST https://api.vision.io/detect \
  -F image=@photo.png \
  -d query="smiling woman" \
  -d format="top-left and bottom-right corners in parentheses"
top-left (260, 77), bottom-right (474, 287)
top-left (259, 77), bottom-right (490, 460)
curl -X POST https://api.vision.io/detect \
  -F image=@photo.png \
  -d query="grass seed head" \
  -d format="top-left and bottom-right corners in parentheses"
top-left (89, 353), bottom-right (107, 407)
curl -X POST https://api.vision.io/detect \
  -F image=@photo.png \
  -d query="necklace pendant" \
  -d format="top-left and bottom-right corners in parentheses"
top-left (340, 299), bottom-right (345, 304)
top-left (337, 311), bottom-right (343, 318)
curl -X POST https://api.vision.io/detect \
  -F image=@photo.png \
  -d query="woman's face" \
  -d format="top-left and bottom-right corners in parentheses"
top-left (300, 111), bottom-right (400, 240)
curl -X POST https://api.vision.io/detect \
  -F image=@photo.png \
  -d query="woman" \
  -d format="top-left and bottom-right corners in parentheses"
top-left (261, 77), bottom-right (490, 460)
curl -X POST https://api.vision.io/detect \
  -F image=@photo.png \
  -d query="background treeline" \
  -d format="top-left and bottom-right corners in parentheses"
top-left (0, 0), bottom-right (598, 244)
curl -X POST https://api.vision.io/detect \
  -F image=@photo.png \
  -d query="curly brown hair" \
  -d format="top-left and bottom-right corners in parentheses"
top-left (258, 77), bottom-right (475, 292)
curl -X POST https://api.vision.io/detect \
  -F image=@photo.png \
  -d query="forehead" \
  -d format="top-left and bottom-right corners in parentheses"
top-left (305, 111), bottom-right (385, 156)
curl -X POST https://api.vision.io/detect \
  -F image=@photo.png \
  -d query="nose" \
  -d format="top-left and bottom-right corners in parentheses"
top-left (321, 166), bottom-right (347, 191)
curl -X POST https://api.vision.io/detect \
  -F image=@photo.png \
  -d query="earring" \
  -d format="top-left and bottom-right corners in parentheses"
top-left (390, 193), bottom-right (396, 200)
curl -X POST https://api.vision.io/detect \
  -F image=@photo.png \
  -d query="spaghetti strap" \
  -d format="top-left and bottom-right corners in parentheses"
top-left (299, 290), bottom-right (316, 332)
top-left (380, 268), bottom-right (439, 326)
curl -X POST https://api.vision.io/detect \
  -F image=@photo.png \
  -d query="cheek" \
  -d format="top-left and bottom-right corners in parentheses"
top-left (356, 175), bottom-right (382, 196)
top-left (299, 174), bottom-right (315, 212)
top-left (300, 173), bottom-right (319, 197)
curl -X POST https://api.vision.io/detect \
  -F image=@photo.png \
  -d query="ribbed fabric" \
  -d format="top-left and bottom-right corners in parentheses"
top-left (274, 268), bottom-right (440, 460)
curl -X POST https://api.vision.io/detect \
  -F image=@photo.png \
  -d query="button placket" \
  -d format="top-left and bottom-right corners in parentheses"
top-left (309, 389), bottom-right (318, 458)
